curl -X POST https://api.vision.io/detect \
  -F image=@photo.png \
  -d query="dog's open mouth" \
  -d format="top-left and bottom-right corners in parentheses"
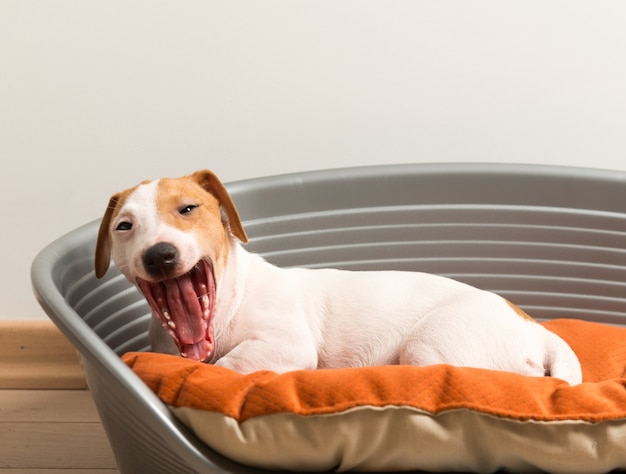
top-left (137, 259), bottom-right (216, 362)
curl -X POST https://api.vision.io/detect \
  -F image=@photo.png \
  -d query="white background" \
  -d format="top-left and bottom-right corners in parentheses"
top-left (3, 1), bottom-right (626, 320)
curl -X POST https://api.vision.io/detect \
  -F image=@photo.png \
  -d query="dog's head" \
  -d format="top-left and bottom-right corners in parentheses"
top-left (95, 170), bottom-right (248, 362)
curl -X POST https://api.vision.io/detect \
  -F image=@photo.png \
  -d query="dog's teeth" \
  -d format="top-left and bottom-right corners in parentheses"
top-left (180, 352), bottom-right (187, 357)
top-left (199, 294), bottom-right (211, 320)
top-left (168, 321), bottom-right (177, 329)
top-left (162, 310), bottom-right (171, 320)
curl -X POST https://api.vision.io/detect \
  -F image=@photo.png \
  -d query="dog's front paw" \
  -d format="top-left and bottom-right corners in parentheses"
top-left (214, 353), bottom-right (314, 374)
top-left (214, 356), bottom-right (264, 374)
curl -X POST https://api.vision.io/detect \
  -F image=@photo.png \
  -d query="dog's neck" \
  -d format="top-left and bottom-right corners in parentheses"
top-left (213, 238), bottom-right (253, 331)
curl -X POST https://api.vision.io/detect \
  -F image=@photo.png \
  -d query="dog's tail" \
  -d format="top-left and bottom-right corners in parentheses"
top-left (544, 331), bottom-right (583, 385)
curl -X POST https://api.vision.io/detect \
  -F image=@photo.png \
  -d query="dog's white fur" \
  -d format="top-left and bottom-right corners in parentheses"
top-left (95, 170), bottom-right (582, 385)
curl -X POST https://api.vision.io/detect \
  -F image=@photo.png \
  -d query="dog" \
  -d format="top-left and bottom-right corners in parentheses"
top-left (94, 170), bottom-right (583, 385)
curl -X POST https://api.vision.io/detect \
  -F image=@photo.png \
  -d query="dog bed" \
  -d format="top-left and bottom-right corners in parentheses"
top-left (32, 163), bottom-right (626, 473)
top-left (123, 318), bottom-right (626, 472)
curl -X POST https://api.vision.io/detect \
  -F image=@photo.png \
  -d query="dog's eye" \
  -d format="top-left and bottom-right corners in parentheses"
top-left (178, 204), bottom-right (198, 215)
top-left (116, 221), bottom-right (133, 231)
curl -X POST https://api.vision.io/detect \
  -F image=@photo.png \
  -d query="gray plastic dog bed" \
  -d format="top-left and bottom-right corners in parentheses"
top-left (31, 163), bottom-right (626, 473)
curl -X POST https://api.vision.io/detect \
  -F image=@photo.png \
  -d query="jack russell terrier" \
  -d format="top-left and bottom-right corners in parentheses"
top-left (95, 170), bottom-right (583, 384)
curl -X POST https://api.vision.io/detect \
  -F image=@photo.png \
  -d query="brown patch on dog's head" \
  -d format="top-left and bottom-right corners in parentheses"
top-left (94, 171), bottom-right (248, 280)
top-left (152, 171), bottom-right (248, 283)
top-left (190, 170), bottom-right (248, 245)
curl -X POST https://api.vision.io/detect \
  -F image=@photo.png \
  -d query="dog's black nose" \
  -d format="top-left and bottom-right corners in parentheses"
top-left (142, 242), bottom-right (179, 277)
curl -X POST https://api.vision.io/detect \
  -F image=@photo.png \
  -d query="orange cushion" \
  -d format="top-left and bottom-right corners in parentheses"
top-left (123, 319), bottom-right (626, 472)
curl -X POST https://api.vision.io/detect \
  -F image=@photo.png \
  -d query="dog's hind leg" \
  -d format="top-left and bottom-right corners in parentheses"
top-left (397, 318), bottom-right (458, 369)
top-left (542, 330), bottom-right (582, 385)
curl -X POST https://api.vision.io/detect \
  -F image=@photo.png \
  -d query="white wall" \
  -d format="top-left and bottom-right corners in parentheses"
top-left (3, 1), bottom-right (626, 320)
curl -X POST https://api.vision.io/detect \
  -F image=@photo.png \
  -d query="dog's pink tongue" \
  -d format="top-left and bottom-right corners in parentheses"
top-left (138, 262), bottom-right (216, 362)
top-left (162, 275), bottom-right (213, 361)
top-left (163, 276), bottom-right (205, 343)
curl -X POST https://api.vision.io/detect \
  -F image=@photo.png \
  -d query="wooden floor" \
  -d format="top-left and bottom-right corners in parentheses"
top-left (0, 389), bottom-right (119, 473)
top-left (0, 321), bottom-right (119, 473)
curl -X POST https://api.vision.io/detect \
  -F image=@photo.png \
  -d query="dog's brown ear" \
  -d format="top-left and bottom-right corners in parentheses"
top-left (192, 170), bottom-right (249, 244)
top-left (94, 194), bottom-right (121, 278)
